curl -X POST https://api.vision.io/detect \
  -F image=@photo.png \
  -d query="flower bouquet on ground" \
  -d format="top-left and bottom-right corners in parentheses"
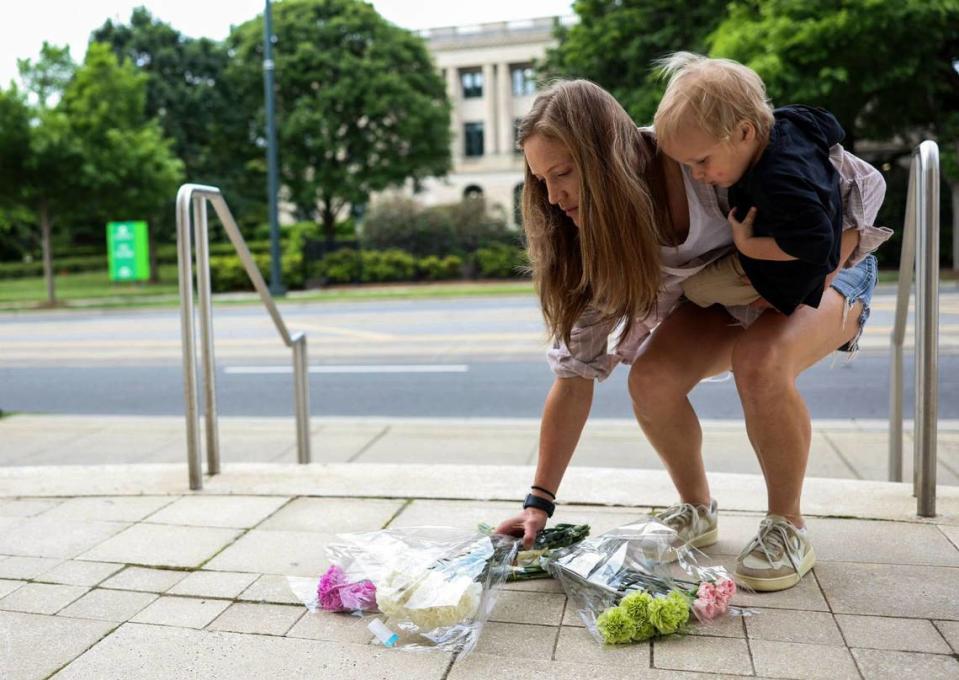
top-left (478, 522), bottom-right (591, 581)
top-left (289, 526), bottom-right (518, 654)
top-left (545, 519), bottom-right (744, 645)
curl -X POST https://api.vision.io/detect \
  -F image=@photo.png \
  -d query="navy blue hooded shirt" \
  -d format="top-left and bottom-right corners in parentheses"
top-left (729, 105), bottom-right (844, 315)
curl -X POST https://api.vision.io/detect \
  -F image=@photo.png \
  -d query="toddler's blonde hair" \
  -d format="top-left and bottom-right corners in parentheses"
top-left (654, 52), bottom-right (774, 149)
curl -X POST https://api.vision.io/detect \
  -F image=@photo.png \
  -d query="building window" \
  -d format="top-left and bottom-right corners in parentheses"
top-left (464, 185), bottom-right (484, 200)
top-left (464, 122), bottom-right (484, 157)
top-left (461, 69), bottom-right (483, 98)
top-left (513, 118), bottom-right (523, 154)
top-left (512, 65), bottom-right (536, 96)
top-left (513, 183), bottom-right (524, 226)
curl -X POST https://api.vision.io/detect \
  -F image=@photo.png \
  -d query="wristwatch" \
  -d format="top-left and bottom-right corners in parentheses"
top-left (523, 493), bottom-right (555, 517)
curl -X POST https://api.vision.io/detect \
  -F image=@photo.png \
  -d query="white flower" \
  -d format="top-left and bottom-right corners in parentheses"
top-left (377, 569), bottom-right (483, 630)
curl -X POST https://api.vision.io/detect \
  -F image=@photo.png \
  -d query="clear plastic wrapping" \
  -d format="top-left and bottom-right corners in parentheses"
top-left (546, 519), bottom-right (745, 645)
top-left (289, 526), bottom-right (518, 654)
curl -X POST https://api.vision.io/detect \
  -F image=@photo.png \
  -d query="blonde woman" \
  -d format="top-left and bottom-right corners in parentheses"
top-left (494, 79), bottom-right (887, 592)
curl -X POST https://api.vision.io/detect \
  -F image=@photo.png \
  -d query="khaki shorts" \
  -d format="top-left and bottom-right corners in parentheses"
top-left (681, 253), bottom-right (760, 308)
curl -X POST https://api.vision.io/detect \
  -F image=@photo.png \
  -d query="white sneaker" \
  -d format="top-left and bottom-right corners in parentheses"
top-left (735, 515), bottom-right (816, 592)
top-left (654, 499), bottom-right (719, 555)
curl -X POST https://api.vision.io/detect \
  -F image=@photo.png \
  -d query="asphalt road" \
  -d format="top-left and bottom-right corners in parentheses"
top-left (1, 287), bottom-right (956, 419)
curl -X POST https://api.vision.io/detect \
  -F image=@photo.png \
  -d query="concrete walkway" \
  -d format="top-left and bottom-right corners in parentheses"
top-left (1, 414), bottom-right (958, 679)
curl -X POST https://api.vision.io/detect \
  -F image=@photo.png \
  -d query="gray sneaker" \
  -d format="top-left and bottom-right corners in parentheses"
top-left (654, 499), bottom-right (719, 556)
top-left (735, 515), bottom-right (816, 592)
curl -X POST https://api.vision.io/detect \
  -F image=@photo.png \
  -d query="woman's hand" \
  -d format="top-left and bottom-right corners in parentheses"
top-left (494, 508), bottom-right (549, 550)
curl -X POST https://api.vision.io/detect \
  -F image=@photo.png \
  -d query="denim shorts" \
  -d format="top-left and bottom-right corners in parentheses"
top-left (831, 254), bottom-right (878, 352)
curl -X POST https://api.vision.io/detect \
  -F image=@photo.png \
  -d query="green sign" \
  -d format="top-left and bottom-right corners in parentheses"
top-left (107, 221), bottom-right (150, 282)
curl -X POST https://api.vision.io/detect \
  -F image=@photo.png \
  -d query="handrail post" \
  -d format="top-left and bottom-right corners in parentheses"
top-left (292, 333), bottom-right (311, 463)
top-left (193, 196), bottom-right (221, 476)
top-left (915, 141), bottom-right (939, 517)
top-left (176, 183), bottom-right (312, 491)
top-left (888, 157), bottom-right (916, 483)
top-left (176, 186), bottom-right (203, 490)
top-left (887, 142), bottom-right (939, 517)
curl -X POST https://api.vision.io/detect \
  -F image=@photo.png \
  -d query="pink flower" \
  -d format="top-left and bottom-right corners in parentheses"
top-left (339, 580), bottom-right (377, 611)
top-left (693, 598), bottom-right (722, 621)
top-left (317, 565), bottom-right (347, 611)
top-left (716, 578), bottom-right (737, 603)
top-left (697, 581), bottom-right (718, 604)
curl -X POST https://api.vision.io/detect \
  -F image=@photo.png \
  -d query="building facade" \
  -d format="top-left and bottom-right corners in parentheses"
top-left (408, 16), bottom-right (570, 227)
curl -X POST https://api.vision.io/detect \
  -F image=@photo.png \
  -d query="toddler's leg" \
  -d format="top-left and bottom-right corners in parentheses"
top-left (681, 254), bottom-right (760, 307)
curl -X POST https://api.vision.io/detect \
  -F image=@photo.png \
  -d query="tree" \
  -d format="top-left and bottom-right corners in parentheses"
top-left (0, 87), bottom-right (33, 261)
top-left (16, 42), bottom-right (74, 110)
top-left (710, 0), bottom-right (959, 265)
top-left (91, 8), bottom-right (261, 233)
top-left (3, 46), bottom-right (86, 304)
top-left (60, 42), bottom-right (184, 280)
top-left (227, 0), bottom-right (451, 241)
top-left (542, 0), bottom-right (730, 125)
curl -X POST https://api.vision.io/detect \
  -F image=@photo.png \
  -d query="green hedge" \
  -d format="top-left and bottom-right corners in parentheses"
top-left (0, 255), bottom-right (107, 279)
top-left (472, 243), bottom-right (529, 279)
top-left (362, 196), bottom-right (519, 257)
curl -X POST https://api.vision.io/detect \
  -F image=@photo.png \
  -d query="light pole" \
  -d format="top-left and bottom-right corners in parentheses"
top-left (264, 0), bottom-right (284, 295)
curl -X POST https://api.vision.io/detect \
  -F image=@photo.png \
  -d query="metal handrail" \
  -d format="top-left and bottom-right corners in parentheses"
top-left (176, 183), bottom-right (311, 490)
top-left (888, 141), bottom-right (939, 517)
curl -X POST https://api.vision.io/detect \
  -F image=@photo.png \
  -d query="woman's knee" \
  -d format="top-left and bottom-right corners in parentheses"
top-left (628, 357), bottom-right (689, 415)
top-left (730, 337), bottom-right (791, 400)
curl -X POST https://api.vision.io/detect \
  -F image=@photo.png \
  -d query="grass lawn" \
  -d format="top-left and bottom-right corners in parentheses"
top-left (0, 265), bottom-right (536, 310)
top-left (0, 265), bottom-right (946, 312)
top-left (0, 265), bottom-right (181, 307)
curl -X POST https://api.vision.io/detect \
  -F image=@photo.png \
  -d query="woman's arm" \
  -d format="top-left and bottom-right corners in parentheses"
top-left (494, 376), bottom-right (593, 548)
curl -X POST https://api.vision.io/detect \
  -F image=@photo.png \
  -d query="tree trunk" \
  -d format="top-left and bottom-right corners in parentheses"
top-left (322, 200), bottom-right (336, 246)
top-left (952, 141), bottom-right (959, 275)
top-left (148, 218), bottom-right (159, 284)
top-left (951, 177), bottom-right (959, 275)
top-left (39, 202), bottom-right (56, 306)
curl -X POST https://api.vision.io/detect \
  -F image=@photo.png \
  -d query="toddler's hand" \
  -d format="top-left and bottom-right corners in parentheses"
top-left (728, 207), bottom-right (757, 243)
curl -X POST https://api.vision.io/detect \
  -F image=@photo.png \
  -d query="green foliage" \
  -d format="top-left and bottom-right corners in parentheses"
top-left (91, 8), bottom-right (262, 234)
top-left (0, 254), bottom-right (107, 279)
top-left (416, 255), bottom-right (462, 281)
top-left (710, 0), bottom-right (959, 152)
top-left (362, 196), bottom-right (515, 257)
top-left (317, 249), bottom-right (362, 284)
top-left (543, 0), bottom-right (729, 124)
top-left (17, 42), bottom-right (75, 109)
top-left (709, 0), bottom-right (959, 265)
top-left (60, 42), bottom-right (184, 231)
top-left (226, 0), bottom-right (452, 239)
top-left (359, 249), bottom-right (416, 283)
top-left (472, 243), bottom-right (529, 279)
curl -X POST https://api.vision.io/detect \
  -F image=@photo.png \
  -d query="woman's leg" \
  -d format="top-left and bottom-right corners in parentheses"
top-left (628, 302), bottom-right (742, 506)
top-left (731, 289), bottom-right (862, 528)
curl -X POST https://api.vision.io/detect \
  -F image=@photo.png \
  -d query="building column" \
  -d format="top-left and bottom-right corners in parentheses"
top-left (482, 63), bottom-right (497, 157)
top-left (446, 67), bottom-right (461, 163)
top-left (498, 62), bottom-right (514, 155)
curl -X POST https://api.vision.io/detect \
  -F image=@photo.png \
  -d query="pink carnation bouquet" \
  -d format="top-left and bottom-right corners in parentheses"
top-left (316, 564), bottom-right (378, 613)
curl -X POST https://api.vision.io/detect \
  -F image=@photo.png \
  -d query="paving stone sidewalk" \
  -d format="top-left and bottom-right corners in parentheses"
top-left (1, 451), bottom-right (959, 679)
top-left (3, 414), bottom-right (959, 485)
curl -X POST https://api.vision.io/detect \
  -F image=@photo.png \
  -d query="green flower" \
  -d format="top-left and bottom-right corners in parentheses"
top-left (648, 590), bottom-right (690, 635)
top-left (619, 591), bottom-right (656, 640)
top-left (596, 606), bottom-right (638, 644)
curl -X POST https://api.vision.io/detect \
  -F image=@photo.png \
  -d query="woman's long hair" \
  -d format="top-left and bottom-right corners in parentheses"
top-left (518, 79), bottom-right (669, 345)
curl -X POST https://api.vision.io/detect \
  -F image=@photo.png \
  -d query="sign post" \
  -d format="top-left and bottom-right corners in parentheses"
top-left (107, 221), bottom-right (150, 282)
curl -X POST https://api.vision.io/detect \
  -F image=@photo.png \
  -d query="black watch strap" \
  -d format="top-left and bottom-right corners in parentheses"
top-left (523, 493), bottom-right (555, 518)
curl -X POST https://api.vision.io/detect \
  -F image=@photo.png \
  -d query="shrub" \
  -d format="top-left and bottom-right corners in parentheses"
top-left (416, 254), bottom-right (462, 280)
top-left (360, 249), bottom-right (416, 283)
top-left (472, 244), bottom-right (529, 279)
top-left (317, 249), bottom-right (361, 284)
top-left (362, 196), bottom-right (516, 257)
